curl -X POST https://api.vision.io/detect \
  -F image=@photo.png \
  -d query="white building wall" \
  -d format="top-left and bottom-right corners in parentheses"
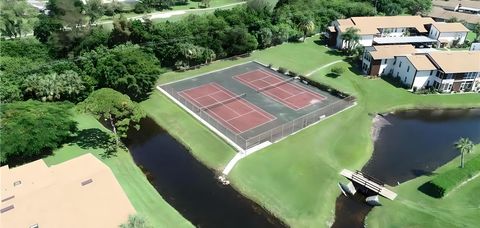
top-left (380, 59), bottom-right (395, 75)
top-left (337, 33), bottom-right (373, 49)
top-left (379, 27), bottom-right (407, 37)
top-left (359, 35), bottom-right (374, 47)
top-left (438, 32), bottom-right (468, 45)
top-left (412, 71), bottom-right (434, 90)
top-left (392, 56), bottom-right (416, 88)
top-left (428, 26), bottom-right (440, 39)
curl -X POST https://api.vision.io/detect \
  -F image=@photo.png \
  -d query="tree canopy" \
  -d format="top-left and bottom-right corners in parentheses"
top-left (0, 0), bottom-right (39, 39)
top-left (0, 100), bottom-right (77, 165)
top-left (77, 88), bottom-right (145, 144)
top-left (79, 44), bottom-right (163, 101)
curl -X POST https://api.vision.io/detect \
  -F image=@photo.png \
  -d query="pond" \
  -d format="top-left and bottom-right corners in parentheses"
top-left (332, 108), bottom-right (480, 228)
top-left (124, 117), bottom-right (285, 228)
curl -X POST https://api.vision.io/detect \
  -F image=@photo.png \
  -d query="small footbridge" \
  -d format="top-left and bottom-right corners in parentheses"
top-left (340, 169), bottom-right (397, 200)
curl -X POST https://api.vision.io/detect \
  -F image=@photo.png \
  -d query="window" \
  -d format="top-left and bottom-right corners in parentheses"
top-left (13, 181), bottom-right (21, 187)
top-left (465, 72), bottom-right (478, 79)
top-left (430, 70), bottom-right (433, 75)
top-left (396, 72), bottom-right (399, 77)
top-left (399, 62), bottom-right (402, 67)
top-left (404, 77), bottom-right (407, 82)
top-left (407, 66), bottom-right (410, 72)
top-left (384, 59), bottom-right (387, 64)
top-left (436, 71), bottom-right (440, 77)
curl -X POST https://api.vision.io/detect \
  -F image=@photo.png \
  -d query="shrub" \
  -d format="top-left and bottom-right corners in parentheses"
top-left (289, 71), bottom-right (298, 77)
top-left (278, 67), bottom-right (288, 74)
top-left (424, 155), bottom-right (480, 198)
top-left (331, 66), bottom-right (345, 75)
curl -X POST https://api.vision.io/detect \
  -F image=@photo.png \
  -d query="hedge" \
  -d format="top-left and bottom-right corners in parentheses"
top-left (423, 155), bottom-right (480, 198)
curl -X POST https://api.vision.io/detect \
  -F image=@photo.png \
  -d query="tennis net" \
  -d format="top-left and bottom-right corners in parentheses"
top-left (255, 77), bottom-right (295, 92)
top-left (200, 93), bottom-right (246, 111)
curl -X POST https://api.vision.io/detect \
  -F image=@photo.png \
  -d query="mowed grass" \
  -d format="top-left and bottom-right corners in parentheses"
top-left (366, 146), bottom-right (480, 228)
top-left (145, 37), bottom-right (480, 227)
top-left (44, 113), bottom-right (192, 228)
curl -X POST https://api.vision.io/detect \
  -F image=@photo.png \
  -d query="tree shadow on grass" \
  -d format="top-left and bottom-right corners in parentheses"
top-left (73, 128), bottom-right (118, 159)
top-left (326, 73), bottom-right (340, 78)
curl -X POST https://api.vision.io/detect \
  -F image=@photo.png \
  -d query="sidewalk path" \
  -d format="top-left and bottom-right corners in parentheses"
top-left (305, 60), bottom-right (343, 77)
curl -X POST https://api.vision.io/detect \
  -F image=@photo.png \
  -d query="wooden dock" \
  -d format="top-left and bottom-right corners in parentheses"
top-left (340, 169), bottom-right (397, 200)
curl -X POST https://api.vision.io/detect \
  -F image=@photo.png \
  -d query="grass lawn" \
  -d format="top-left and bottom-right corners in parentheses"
top-left (366, 145), bottom-right (480, 228)
top-left (44, 113), bottom-right (192, 228)
top-left (143, 37), bottom-right (480, 227)
top-left (466, 31), bottom-right (478, 42)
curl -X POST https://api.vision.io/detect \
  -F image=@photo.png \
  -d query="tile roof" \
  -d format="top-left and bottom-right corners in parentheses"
top-left (406, 55), bottom-right (437, 71)
top-left (1, 153), bottom-right (135, 228)
top-left (369, 45), bottom-right (417, 60)
top-left (432, 22), bottom-right (470, 33)
top-left (428, 51), bottom-right (480, 73)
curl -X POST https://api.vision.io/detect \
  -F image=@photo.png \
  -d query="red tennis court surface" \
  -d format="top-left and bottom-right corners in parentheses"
top-left (178, 83), bottom-right (275, 133)
top-left (234, 69), bottom-right (326, 110)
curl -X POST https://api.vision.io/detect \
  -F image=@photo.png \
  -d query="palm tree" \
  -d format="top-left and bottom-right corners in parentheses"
top-left (455, 138), bottom-right (474, 168)
top-left (342, 27), bottom-right (360, 51)
top-left (297, 18), bottom-right (315, 42)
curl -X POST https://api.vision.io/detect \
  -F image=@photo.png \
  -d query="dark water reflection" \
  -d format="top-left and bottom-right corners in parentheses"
top-left (333, 108), bottom-right (480, 228)
top-left (124, 117), bottom-right (285, 228)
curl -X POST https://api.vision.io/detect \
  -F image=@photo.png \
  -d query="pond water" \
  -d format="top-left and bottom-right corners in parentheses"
top-left (333, 108), bottom-right (480, 228)
top-left (124, 117), bottom-right (285, 228)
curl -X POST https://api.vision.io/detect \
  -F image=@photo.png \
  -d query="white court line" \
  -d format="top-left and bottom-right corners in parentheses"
top-left (225, 110), bottom-right (256, 122)
top-left (208, 92), bottom-right (242, 116)
top-left (233, 69), bottom-right (271, 83)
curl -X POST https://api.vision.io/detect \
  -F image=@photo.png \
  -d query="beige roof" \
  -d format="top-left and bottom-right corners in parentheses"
top-left (1, 153), bottom-right (135, 228)
top-left (406, 55), bottom-right (437, 71)
top-left (327, 26), bottom-right (336, 33)
top-left (369, 45), bottom-right (417, 60)
top-left (428, 51), bottom-right (480, 73)
top-left (428, 6), bottom-right (480, 24)
top-left (358, 16), bottom-right (432, 32)
top-left (432, 22), bottom-right (470, 33)
top-left (433, 0), bottom-right (480, 10)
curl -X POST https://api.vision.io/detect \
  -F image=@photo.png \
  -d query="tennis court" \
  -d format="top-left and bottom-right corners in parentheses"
top-left (160, 61), bottom-right (355, 150)
top-left (234, 69), bottom-right (326, 110)
top-left (178, 83), bottom-right (276, 133)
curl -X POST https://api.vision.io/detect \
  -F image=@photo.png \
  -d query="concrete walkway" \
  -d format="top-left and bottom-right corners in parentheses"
top-left (305, 60), bottom-right (343, 77)
top-left (222, 141), bottom-right (271, 175)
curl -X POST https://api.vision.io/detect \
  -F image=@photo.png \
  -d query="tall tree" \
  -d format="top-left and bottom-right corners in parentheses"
top-left (342, 27), bottom-right (360, 51)
top-left (0, 0), bottom-right (39, 38)
top-left (79, 44), bottom-right (162, 101)
top-left (455, 138), bottom-right (474, 168)
top-left (84, 0), bottom-right (104, 25)
top-left (0, 101), bottom-right (77, 165)
top-left (77, 88), bottom-right (145, 145)
top-left (297, 18), bottom-right (315, 42)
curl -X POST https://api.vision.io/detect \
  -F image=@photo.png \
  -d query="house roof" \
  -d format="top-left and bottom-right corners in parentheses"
top-left (335, 16), bottom-right (434, 35)
top-left (432, 0), bottom-right (480, 10)
top-left (428, 6), bottom-right (480, 24)
top-left (327, 26), bottom-right (336, 33)
top-left (369, 45), bottom-right (416, 60)
top-left (428, 51), bottom-right (480, 73)
top-left (1, 153), bottom-right (135, 228)
top-left (406, 55), bottom-right (437, 71)
top-left (431, 22), bottom-right (470, 33)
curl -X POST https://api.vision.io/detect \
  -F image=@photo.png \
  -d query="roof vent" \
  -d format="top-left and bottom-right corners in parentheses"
top-left (30, 224), bottom-right (39, 228)
top-left (13, 180), bottom-right (21, 186)
top-left (0, 205), bottom-right (14, 213)
top-left (1, 195), bottom-right (15, 202)
top-left (81, 179), bottom-right (93, 186)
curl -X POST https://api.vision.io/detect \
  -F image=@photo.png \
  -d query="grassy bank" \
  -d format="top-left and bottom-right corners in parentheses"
top-left (44, 113), bottom-right (192, 228)
top-left (366, 146), bottom-right (480, 228)
top-left (144, 37), bottom-right (480, 226)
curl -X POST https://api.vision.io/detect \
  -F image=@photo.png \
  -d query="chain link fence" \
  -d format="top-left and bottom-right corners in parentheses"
top-left (165, 86), bottom-right (355, 150)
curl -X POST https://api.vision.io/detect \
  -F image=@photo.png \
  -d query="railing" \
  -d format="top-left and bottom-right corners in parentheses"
top-left (165, 86), bottom-right (356, 150)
